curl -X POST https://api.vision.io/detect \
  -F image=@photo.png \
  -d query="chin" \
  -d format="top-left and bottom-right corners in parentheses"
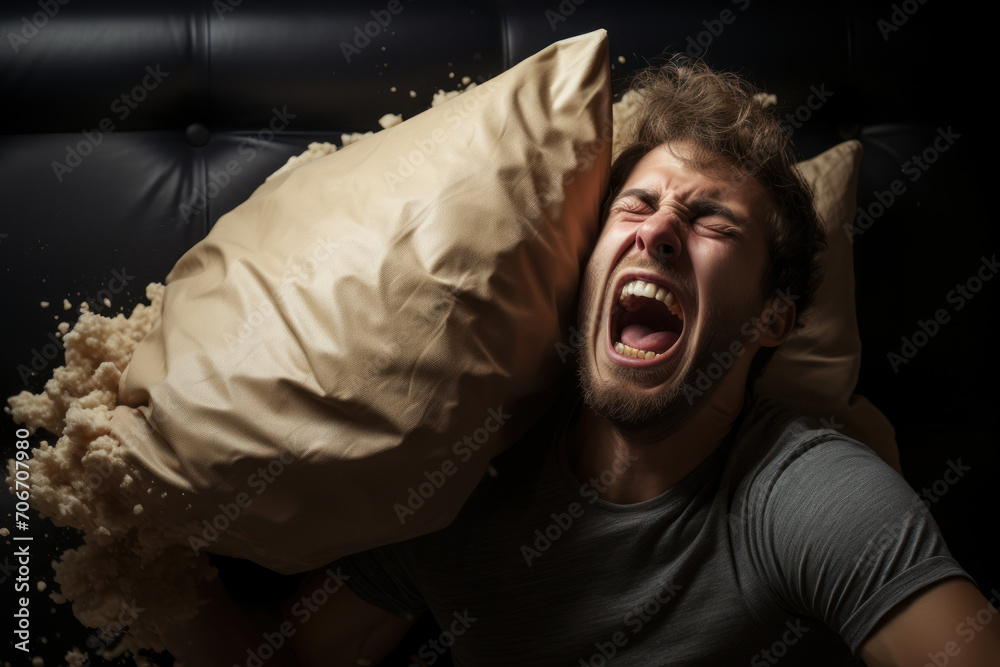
top-left (576, 342), bottom-right (704, 434)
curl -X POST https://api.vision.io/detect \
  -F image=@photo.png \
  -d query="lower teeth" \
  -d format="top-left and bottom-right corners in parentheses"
top-left (615, 342), bottom-right (659, 359)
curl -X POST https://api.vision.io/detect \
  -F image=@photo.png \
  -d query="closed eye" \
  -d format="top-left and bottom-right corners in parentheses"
top-left (693, 216), bottom-right (737, 235)
top-left (610, 192), bottom-right (744, 237)
top-left (690, 202), bottom-right (742, 237)
top-left (611, 199), bottom-right (653, 217)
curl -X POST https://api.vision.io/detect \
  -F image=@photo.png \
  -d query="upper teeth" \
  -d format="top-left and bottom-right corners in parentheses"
top-left (619, 279), bottom-right (683, 320)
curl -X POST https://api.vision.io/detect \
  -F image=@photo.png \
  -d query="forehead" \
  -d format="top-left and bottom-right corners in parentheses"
top-left (618, 142), bottom-right (770, 219)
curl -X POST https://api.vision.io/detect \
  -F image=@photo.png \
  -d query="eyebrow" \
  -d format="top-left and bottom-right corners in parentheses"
top-left (613, 188), bottom-right (749, 228)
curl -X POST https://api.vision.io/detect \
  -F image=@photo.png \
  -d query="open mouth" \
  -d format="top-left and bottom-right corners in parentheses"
top-left (608, 277), bottom-right (686, 364)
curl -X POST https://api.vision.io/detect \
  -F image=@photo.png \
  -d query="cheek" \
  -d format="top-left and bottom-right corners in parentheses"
top-left (690, 241), bottom-right (755, 309)
top-left (688, 237), bottom-right (729, 278)
top-left (584, 227), bottom-right (627, 282)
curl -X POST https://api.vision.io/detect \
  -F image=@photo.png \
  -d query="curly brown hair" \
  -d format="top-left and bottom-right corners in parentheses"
top-left (606, 56), bottom-right (827, 389)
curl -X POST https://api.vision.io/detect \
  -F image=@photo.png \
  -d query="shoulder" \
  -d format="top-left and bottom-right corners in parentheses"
top-left (725, 391), bottom-right (920, 550)
top-left (726, 391), bottom-right (894, 495)
top-left (725, 393), bottom-right (976, 651)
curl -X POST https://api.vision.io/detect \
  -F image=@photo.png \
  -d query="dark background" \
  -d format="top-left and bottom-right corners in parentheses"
top-left (1, 1), bottom-right (994, 665)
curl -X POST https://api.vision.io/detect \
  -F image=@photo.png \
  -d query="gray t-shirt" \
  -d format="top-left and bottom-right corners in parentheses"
top-left (337, 387), bottom-right (974, 665)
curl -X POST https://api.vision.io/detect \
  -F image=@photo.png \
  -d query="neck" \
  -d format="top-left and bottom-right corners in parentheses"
top-left (567, 375), bottom-right (748, 504)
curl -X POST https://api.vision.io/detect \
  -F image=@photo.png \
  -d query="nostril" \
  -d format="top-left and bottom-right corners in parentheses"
top-left (654, 243), bottom-right (675, 262)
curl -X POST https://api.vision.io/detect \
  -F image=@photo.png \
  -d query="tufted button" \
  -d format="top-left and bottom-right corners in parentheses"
top-left (185, 123), bottom-right (210, 147)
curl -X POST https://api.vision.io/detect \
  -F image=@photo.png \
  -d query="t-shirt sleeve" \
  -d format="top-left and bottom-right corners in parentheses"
top-left (335, 542), bottom-right (429, 620)
top-left (749, 433), bottom-right (976, 655)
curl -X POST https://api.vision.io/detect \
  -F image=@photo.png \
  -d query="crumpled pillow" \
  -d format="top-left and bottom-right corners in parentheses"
top-left (757, 140), bottom-right (900, 472)
top-left (113, 30), bottom-right (612, 574)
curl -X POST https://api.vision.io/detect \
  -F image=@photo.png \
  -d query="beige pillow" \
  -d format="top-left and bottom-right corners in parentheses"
top-left (112, 30), bottom-right (612, 574)
top-left (757, 140), bottom-right (900, 472)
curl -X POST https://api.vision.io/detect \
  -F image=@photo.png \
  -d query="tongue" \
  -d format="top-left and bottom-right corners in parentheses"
top-left (621, 324), bottom-right (679, 353)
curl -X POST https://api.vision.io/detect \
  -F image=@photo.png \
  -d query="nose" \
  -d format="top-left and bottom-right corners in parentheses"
top-left (635, 208), bottom-right (683, 265)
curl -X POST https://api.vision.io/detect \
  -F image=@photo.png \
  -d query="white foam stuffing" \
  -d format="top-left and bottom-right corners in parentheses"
top-left (7, 282), bottom-right (215, 659)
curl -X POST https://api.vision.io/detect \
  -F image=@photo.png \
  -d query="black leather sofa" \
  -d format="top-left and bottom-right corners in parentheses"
top-left (1, 1), bottom-right (994, 664)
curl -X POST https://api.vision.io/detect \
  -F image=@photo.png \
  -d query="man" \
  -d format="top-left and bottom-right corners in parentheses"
top-left (281, 60), bottom-right (1000, 665)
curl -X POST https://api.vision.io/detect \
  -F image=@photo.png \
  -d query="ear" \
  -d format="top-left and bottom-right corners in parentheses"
top-left (754, 292), bottom-right (797, 348)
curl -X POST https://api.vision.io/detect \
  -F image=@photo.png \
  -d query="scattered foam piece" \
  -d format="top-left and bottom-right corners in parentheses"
top-left (378, 113), bottom-right (402, 129)
top-left (65, 649), bottom-right (87, 667)
top-left (754, 92), bottom-right (778, 109)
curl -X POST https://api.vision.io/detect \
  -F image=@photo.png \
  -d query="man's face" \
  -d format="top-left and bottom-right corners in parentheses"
top-left (576, 142), bottom-right (773, 431)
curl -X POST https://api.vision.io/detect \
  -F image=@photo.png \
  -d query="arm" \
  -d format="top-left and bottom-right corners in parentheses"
top-left (280, 565), bottom-right (419, 667)
top-left (859, 576), bottom-right (1000, 666)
